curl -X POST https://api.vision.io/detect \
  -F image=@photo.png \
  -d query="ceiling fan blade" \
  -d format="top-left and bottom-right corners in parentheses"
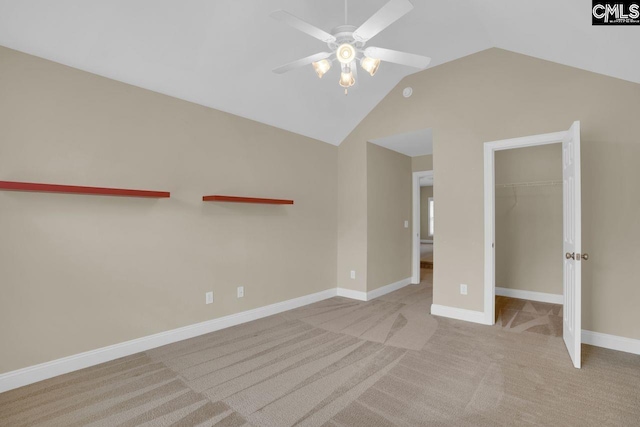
top-left (352, 0), bottom-right (413, 42)
top-left (272, 52), bottom-right (332, 74)
top-left (270, 10), bottom-right (336, 43)
top-left (364, 47), bottom-right (431, 69)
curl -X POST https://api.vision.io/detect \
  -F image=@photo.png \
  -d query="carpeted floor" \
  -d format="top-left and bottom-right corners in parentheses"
top-left (1, 271), bottom-right (639, 426)
top-left (495, 296), bottom-right (564, 337)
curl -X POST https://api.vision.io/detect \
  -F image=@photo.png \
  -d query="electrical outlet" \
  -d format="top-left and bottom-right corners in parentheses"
top-left (206, 291), bottom-right (214, 304)
top-left (404, 220), bottom-right (409, 228)
top-left (350, 270), bottom-right (356, 280)
top-left (460, 284), bottom-right (468, 295)
top-left (237, 286), bottom-right (244, 298)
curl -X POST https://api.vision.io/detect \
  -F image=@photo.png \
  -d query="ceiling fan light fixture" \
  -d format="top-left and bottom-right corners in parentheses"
top-left (361, 57), bottom-right (381, 76)
top-left (336, 43), bottom-right (356, 64)
top-left (270, 1), bottom-right (431, 93)
top-left (312, 59), bottom-right (331, 78)
top-left (339, 69), bottom-right (355, 88)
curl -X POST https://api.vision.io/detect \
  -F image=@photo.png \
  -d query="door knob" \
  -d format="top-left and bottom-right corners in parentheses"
top-left (581, 253), bottom-right (589, 261)
top-left (565, 252), bottom-right (575, 260)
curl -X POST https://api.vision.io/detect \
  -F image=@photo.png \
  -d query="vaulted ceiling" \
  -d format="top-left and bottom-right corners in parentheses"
top-left (1, 0), bottom-right (638, 146)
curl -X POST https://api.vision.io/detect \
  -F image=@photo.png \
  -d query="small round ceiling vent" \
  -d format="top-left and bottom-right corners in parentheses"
top-left (403, 87), bottom-right (413, 98)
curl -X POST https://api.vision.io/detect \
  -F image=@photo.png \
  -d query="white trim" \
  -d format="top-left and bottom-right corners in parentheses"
top-left (0, 288), bottom-right (337, 394)
top-left (336, 287), bottom-right (368, 301)
top-left (427, 196), bottom-right (434, 237)
top-left (430, 304), bottom-right (491, 325)
top-left (483, 143), bottom-right (496, 325)
top-left (420, 239), bottom-right (433, 244)
top-left (495, 287), bottom-right (563, 305)
top-left (485, 131), bottom-right (566, 151)
top-left (431, 304), bottom-right (640, 356)
top-left (582, 330), bottom-right (640, 356)
top-left (484, 129), bottom-right (568, 327)
top-left (367, 277), bottom-right (412, 300)
top-left (412, 170), bottom-right (433, 284)
top-left (2, 285), bottom-right (637, 394)
top-left (338, 277), bottom-right (412, 302)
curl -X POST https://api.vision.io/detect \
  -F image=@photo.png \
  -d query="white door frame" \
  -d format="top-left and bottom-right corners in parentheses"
top-left (412, 170), bottom-right (433, 284)
top-left (483, 130), bottom-right (566, 325)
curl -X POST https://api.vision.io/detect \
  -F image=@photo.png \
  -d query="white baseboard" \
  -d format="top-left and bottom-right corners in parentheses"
top-left (420, 240), bottom-right (433, 244)
top-left (495, 287), bottom-right (563, 305)
top-left (337, 277), bottom-right (412, 302)
top-left (0, 288), bottom-right (338, 394)
top-left (431, 304), bottom-right (640, 356)
top-left (368, 277), bottom-right (412, 300)
top-left (5, 285), bottom-right (636, 395)
top-left (493, 289), bottom-right (640, 354)
top-left (336, 287), bottom-right (368, 301)
top-left (582, 330), bottom-right (640, 356)
top-left (431, 304), bottom-right (490, 325)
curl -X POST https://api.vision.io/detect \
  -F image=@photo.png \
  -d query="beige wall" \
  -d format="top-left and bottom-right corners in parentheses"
top-left (420, 186), bottom-right (434, 240)
top-left (337, 130), bottom-right (368, 292)
top-left (338, 148), bottom-right (432, 295)
top-left (0, 46), bottom-right (338, 374)
top-left (338, 48), bottom-right (640, 340)
top-left (495, 145), bottom-right (562, 295)
top-left (412, 154), bottom-right (433, 172)
top-left (366, 143), bottom-right (412, 291)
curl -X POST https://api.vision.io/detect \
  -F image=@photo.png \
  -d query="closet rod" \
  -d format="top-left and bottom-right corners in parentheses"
top-left (496, 180), bottom-right (562, 188)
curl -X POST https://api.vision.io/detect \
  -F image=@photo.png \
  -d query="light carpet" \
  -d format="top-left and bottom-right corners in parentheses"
top-left (1, 271), bottom-right (639, 426)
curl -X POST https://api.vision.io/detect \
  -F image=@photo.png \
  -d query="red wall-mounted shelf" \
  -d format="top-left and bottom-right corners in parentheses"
top-left (202, 195), bottom-right (294, 205)
top-left (0, 181), bottom-right (170, 198)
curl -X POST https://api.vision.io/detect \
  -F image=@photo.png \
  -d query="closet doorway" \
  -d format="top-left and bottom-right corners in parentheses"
top-left (483, 122), bottom-right (585, 368)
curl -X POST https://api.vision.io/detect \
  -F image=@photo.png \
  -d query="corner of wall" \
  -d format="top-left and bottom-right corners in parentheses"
top-left (336, 133), bottom-right (368, 293)
top-left (366, 142), bottom-right (413, 292)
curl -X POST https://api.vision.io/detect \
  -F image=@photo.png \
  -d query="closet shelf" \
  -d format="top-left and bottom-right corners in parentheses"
top-left (202, 195), bottom-right (294, 205)
top-left (0, 181), bottom-right (170, 198)
top-left (496, 180), bottom-right (562, 188)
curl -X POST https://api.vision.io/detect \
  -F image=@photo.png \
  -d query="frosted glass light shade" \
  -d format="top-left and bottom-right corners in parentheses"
top-left (339, 70), bottom-right (355, 88)
top-left (361, 57), bottom-right (380, 76)
top-left (312, 59), bottom-right (331, 78)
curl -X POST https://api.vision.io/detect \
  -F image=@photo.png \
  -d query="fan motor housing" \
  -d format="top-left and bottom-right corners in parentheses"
top-left (329, 25), bottom-right (365, 50)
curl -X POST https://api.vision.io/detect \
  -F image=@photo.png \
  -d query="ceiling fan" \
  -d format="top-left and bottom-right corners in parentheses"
top-left (271, 0), bottom-right (431, 94)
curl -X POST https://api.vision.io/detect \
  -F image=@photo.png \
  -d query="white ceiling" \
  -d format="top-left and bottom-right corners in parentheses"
top-left (370, 128), bottom-right (432, 157)
top-left (418, 171), bottom-right (434, 187)
top-left (419, 176), bottom-right (433, 187)
top-left (0, 1), bottom-right (638, 146)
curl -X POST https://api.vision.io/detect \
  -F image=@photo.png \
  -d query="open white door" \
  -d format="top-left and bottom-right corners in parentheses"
top-left (562, 121), bottom-right (582, 369)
